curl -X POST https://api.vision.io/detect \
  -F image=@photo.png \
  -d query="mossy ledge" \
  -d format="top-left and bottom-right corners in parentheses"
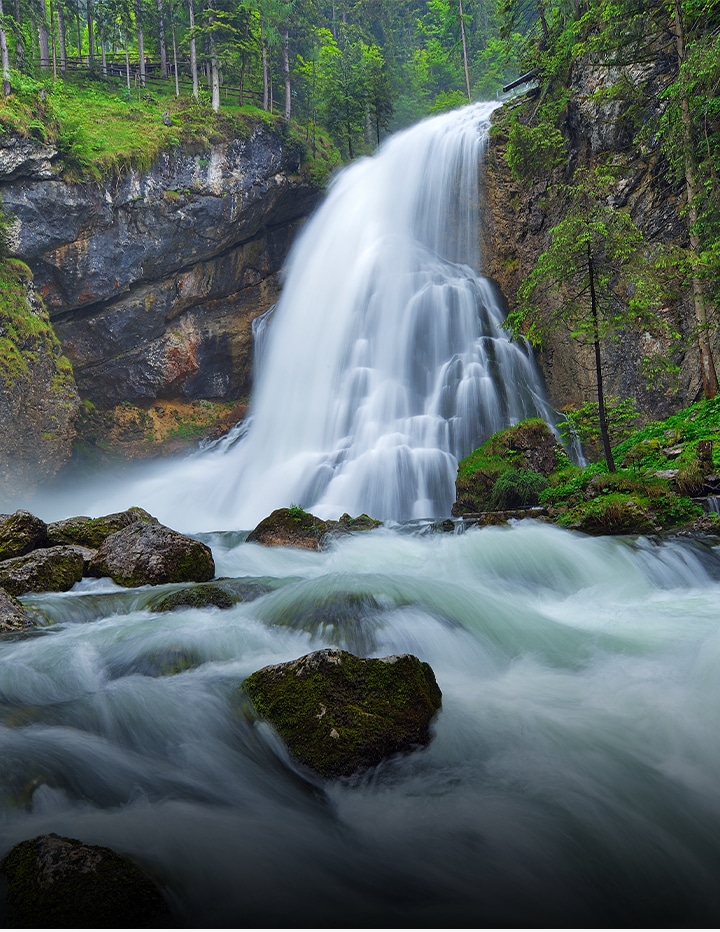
top-left (243, 648), bottom-right (442, 779)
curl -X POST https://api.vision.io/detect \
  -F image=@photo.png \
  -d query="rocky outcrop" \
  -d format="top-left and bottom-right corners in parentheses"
top-left (482, 57), bottom-right (705, 420)
top-left (89, 521), bottom-right (215, 587)
top-left (243, 648), bottom-right (442, 778)
top-left (0, 833), bottom-right (172, 927)
top-left (1, 126), bottom-right (320, 410)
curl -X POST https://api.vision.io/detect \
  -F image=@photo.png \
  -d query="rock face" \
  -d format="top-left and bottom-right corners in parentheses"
top-left (1, 126), bottom-right (320, 411)
top-left (90, 521), bottom-right (215, 587)
top-left (243, 648), bottom-right (442, 778)
top-left (0, 833), bottom-right (171, 928)
top-left (482, 57), bottom-right (704, 420)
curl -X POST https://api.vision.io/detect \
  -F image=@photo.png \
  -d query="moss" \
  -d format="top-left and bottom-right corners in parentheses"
top-left (243, 649), bottom-right (442, 779)
top-left (149, 583), bottom-right (235, 613)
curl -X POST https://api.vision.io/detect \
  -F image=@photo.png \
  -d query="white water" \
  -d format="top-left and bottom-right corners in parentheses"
top-left (2, 523), bottom-right (720, 926)
top-left (28, 103), bottom-right (555, 531)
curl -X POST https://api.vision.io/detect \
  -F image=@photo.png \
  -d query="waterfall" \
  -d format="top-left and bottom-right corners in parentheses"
top-left (33, 103), bottom-right (557, 532)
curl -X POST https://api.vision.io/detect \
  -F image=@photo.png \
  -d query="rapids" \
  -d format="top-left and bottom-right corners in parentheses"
top-left (2, 522), bottom-right (720, 926)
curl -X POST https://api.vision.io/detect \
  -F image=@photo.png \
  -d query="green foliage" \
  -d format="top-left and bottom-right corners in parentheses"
top-left (490, 467), bottom-right (548, 509)
top-left (505, 117), bottom-right (566, 183)
top-left (559, 398), bottom-right (640, 452)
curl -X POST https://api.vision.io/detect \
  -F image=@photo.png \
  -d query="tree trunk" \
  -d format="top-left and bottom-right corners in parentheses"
top-left (37, 0), bottom-right (50, 69)
top-left (134, 0), bottom-right (145, 87)
top-left (588, 246), bottom-right (615, 472)
top-left (261, 19), bottom-right (269, 110)
top-left (100, 25), bottom-right (107, 75)
top-left (86, 0), bottom-right (94, 67)
top-left (0, 0), bottom-right (10, 96)
top-left (672, 0), bottom-right (718, 399)
top-left (170, 6), bottom-right (179, 95)
top-left (57, 3), bottom-right (66, 72)
top-left (458, 0), bottom-right (471, 101)
top-left (283, 28), bottom-right (291, 120)
top-left (188, 0), bottom-right (198, 99)
top-left (157, 0), bottom-right (168, 79)
top-left (14, 0), bottom-right (24, 68)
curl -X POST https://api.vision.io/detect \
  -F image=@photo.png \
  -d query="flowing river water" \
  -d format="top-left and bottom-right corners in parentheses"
top-left (2, 104), bottom-right (720, 925)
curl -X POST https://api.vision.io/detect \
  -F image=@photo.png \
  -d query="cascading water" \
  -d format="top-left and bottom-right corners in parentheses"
top-left (37, 103), bottom-right (554, 531)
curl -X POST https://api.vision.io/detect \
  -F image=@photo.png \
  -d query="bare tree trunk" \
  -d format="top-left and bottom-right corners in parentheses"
top-left (86, 0), bottom-right (94, 67)
top-left (672, 0), bottom-right (718, 399)
top-left (134, 0), bottom-right (145, 86)
top-left (588, 246), bottom-right (615, 472)
top-left (156, 0), bottom-right (167, 78)
top-left (100, 25), bottom-right (107, 75)
top-left (37, 0), bottom-right (51, 69)
top-left (170, 5), bottom-right (179, 95)
top-left (0, 0), bottom-right (11, 96)
top-left (13, 0), bottom-right (24, 68)
top-left (188, 0), bottom-right (198, 98)
top-left (57, 2), bottom-right (67, 72)
top-left (261, 18), bottom-right (269, 110)
top-left (458, 0), bottom-right (471, 101)
top-left (124, 30), bottom-right (131, 92)
top-left (283, 28), bottom-right (290, 120)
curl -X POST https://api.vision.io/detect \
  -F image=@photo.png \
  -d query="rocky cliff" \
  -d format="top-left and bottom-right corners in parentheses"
top-left (481, 58), bottom-right (707, 423)
top-left (0, 123), bottom-right (322, 491)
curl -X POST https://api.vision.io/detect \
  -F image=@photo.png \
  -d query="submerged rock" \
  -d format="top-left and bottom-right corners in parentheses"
top-left (90, 522), bottom-right (215, 587)
top-left (243, 648), bottom-right (442, 778)
top-left (0, 832), bottom-right (171, 928)
top-left (47, 507), bottom-right (156, 548)
top-left (149, 583), bottom-right (234, 613)
top-left (0, 510), bottom-right (48, 561)
top-left (0, 546), bottom-right (85, 596)
top-left (0, 587), bottom-right (36, 631)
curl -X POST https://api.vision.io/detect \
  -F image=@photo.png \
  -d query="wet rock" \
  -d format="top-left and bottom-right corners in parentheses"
top-left (246, 507), bottom-right (331, 551)
top-left (0, 832), bottom-right (172, 928)
top-left (90, 522), bottom-right (215, 587)
top-left (0, 587), bottom-right (36, 631)
top-left (149, 583), bottom-right (234, 613)
top-left (560, 496), bottom-right (660, 536)
top-left (47, 507), bottom-right (156, 548)
top-left (0, 510), bottom-right (48, 561)
top-left (243, 648), bottom-right (442, 778)
top-left (0, 546), bottom-right (84, 596)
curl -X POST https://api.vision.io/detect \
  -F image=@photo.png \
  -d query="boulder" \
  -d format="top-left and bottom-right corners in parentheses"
top-left (0, 546), bottom-right (84, 596)
top-left (89, 522), bottom-right (215, 587)
top-left (246, 507), bottom-right (331, 551)
top-left (47, 507), bottom-right (156, 548)
top-left (0, 587), bottom-right (36, 631)
top-left (0, 510), bottom-right (48, 561)
top-left (149, 583), bottom-right (234, 613)
top-left (243, 648), bottom-right (442, 778)
top-left (0, 833), bottom-right (171, 928)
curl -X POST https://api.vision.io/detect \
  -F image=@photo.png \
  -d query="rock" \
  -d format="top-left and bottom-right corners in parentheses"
top-left (246, 507), bottom-right (331, 551)
top-left (149, 583), bottom-right (234, 612)
top-left (0, 546), bottom-right (84, 596)
top-left (90, 522), bottom-right (215, 587)
top-left (0, 510), bottom-right (48, 561)
top-left (0, 833), bottom-right (171, 928)
top-left (47, 507), bottom-right (156, 548)
top-left (0, 135), bottom-right (58, 181)
top-left (559, 496), bottom-right (660, 536)
top-left (243, 648), bottom-right (442, 778)
top-left (0, 587), bottom-right (36, 631)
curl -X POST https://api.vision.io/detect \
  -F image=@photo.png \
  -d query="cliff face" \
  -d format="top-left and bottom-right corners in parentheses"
top-left (0, 125), bottom-right (321, 491)
top-left (481, 57), bottom-right (707, 422)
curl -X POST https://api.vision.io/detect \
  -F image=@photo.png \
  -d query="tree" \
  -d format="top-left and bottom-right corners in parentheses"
top-left (363, 41), bottom-right (393, 145)
top-left (510, 172), bottom-right (664, 472)
top-left (0, 0), bottom-right (11, 95)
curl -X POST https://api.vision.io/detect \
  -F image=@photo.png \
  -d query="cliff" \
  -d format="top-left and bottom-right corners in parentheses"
top-left (481, 57), bottom-right (708, 423)
top-left (0, 122), bottom-right (322, 492)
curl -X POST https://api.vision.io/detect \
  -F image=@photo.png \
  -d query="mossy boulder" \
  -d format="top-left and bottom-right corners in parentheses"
top-left (89, 522), bottom-right (215, 588)
top-left (47, 507), bottom-right (156, 549)
top-left (0, 546), bottom-right (85, 596)
top-left (0, 510), bottom-right (48, 561)
top-left (149, 583), bottom-right (234, 613)
top-left (0, 587), bottom-right (36, 631)
top-left (246, 507), bottom-right (331, 550)
top-left (557, 494), bottom-right (661, 536)
top-left (243, 648), bottom-right (442, 779)
top-left (0, 833), bottom-right (171, 928)
top-left (453, 419), bottom-right (565, 516)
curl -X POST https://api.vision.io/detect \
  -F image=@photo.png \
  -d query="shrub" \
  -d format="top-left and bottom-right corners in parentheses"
top-left (490, 468), bottom-right (548, 510)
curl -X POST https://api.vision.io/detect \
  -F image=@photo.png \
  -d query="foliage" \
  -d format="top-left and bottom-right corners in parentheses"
top-left (490, 467), bottom-right (548, 509)
top-left (558, 397), bottom-right (640, 452)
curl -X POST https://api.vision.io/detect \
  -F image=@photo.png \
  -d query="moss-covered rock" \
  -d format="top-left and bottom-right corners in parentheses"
top-left (0, 510), bottom-right (48, 561)
top-left (246, 507), bottom-right (331, 550)
top-left (47, 507), bottom-right (156, 549)
top-left (149, 583), bottom-right (234, 613)
top-left (0, 546), bottom-right (85, 596)
top-left (453, 419), bottom-right (565, 516)
top-left (0, 586), bottom-right (36, 631)
top-left (89, 522), bottom-right (215, 587)
top-left (243, 648), bottom-right (442, 779)
top-left (557, 494), bottom-right (661, 536)
top-left (0, 833), bottom-right (171, 928)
